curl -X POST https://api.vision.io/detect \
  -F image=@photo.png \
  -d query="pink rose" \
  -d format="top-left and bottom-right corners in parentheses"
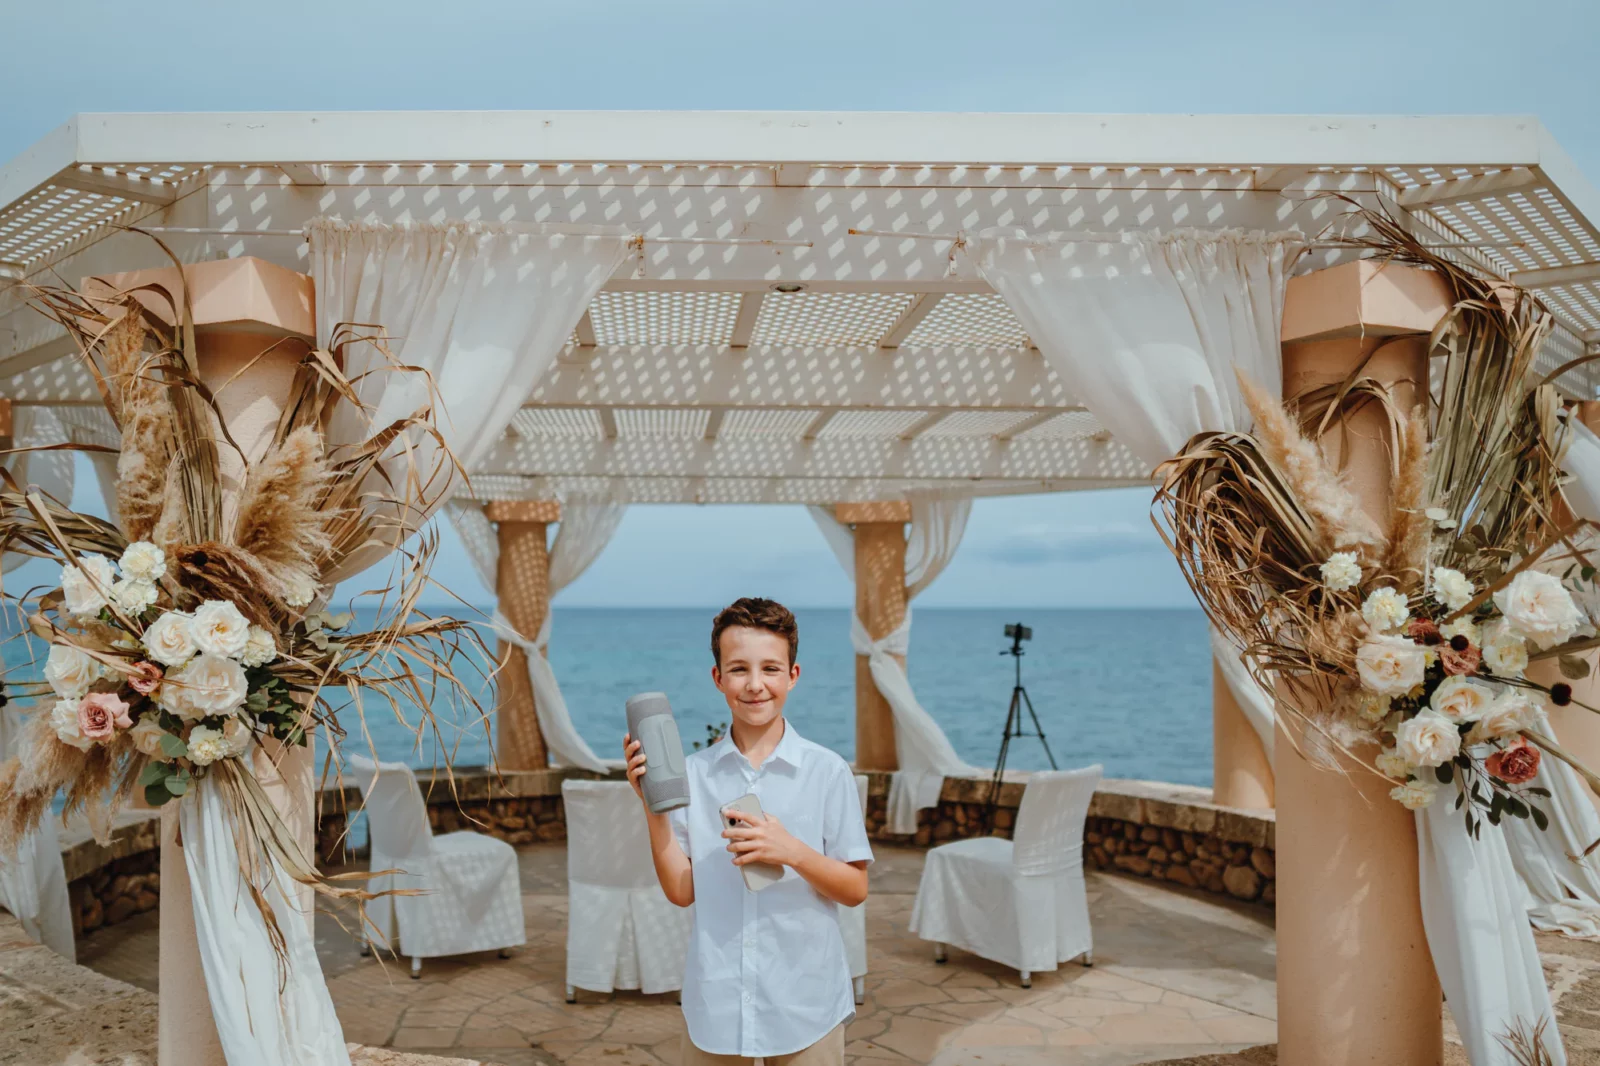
top-left (77, 692), bottom-right (132, 740)
top-left (127, 661), bottom-right (163, 695)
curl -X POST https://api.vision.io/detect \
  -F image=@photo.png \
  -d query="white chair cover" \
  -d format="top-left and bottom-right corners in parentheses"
top-left (561, 780), bottom-right (689, 994)
top-left (347, 754), bottom-right (525, 960)
top-left (808, 496), bottom-right (976, 833)
top-left (838, 775), bottom-right (869, 987)
top-left (909, 765), bottom-right (1101, 974)
top-left (446, 497), bottom-right (624, 772)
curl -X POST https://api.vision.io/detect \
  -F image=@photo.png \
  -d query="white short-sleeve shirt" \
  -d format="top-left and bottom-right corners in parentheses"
top-left (669, 721), bottom-right (874, 1058)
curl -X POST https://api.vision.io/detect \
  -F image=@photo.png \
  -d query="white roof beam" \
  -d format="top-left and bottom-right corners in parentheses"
top-left (598, 408), bottom-right (618, 440)
top-left (801, 411), bottom-right (836, 440)
top-left (52, 168), bottom-right (178, 206)
top-left (1396, 168), bottom-right (1541, 208)
top-left (277, 163), bottom-right (326, 185)
top-left (462, 474), bottom-right (1131, 506)
top-left (728, 292), bottom-right (764, 349)
top-left (994, 410), bottom-right (1060, 441)
top-left (1510, 261), bottom-right (1600, 288)
top-left (703, 409), bottom-right (727, 441)
top-left (878, 294), bottom-right (942, 350)
top-left (898, 411), bottom-right (951, 440)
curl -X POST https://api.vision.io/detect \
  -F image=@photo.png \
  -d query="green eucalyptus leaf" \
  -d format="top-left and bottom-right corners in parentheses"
top-left (144, 781), bottom-right (173, 806)
top-left (1532, 806), bottom-right (1549, 831)
top-left (138, 761), bottom-right (170, 786)
top-left (159, 732), bottom-right (189, 758)
top-left (164, 774), bottom-right (189, 797)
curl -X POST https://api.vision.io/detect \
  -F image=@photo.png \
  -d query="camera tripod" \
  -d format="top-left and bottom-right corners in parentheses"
top-left (985, 624), bottom-right (1056, 832)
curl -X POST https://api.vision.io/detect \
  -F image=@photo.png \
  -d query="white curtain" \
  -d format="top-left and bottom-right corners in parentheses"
top-left (973, 228), bottom-right (1295, 766)
top-left (0, 408), bottom-right (76, 960)
top-left (1502, 711), bottom-right (1600, 938)
top-left (808, 496), bottom-right (976, 834)
top-left (308, 218), bottom-right (631, 582)
top-left (446, 497), bottom-right (625, 773)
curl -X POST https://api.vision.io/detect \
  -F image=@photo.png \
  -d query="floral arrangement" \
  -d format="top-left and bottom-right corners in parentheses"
top-left (0, 245), bottom-right (486, 914)
top-left (1156, 206), bottom-right (1600, 834)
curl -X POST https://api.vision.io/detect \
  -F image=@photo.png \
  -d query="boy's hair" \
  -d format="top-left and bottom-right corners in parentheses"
top-left (711, 597), bottom-right (799, 667)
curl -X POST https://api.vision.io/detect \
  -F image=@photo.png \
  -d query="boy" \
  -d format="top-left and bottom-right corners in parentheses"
top-left (623, 597), bottom-right (873, 1066)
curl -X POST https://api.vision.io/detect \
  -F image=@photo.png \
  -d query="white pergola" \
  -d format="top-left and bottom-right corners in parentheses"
top-left (1, 112), bottom-right (1598, 504)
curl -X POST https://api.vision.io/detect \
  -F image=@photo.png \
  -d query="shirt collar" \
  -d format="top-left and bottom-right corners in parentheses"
top-left (712, 720), bottom-right (805, 772)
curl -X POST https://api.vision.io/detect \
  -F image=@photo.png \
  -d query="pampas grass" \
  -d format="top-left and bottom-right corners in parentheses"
top-left (232, 425), bottom-right (332, 595)
top-left (1383, 405), bottom-right (1432, 588)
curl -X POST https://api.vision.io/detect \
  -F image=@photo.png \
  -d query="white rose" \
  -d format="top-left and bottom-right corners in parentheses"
top-left (1361, 587), bottom-right (1410, 633)
top-left (49, 698), bottom-right (93, 750)
top-left (220, 717), bottom-right (253, 757)
top-left (1391, 780), bottom-right (1440, 810)
top-left (60, 554), bottom-right (116, 617)
top-left (118, 541), bottom-right (167, 582)
top-left (1429, 676), bottom-right (1495, 724)
top-left (190, 601), bottom-right (251, 658)
top-left (1494, 570), bottom-right (1584, 649)
top-left (1375, 747), bottom-right (1412, 779)
top-left (1439, 616), bottom-right (1481, 645)
top-left (1395, 711), bottom-right (1462, 768)
top-left (111, 578), bottom-right (158, 615)
top-left (128, 717), bottom-right (170, 757)
top-left (1480, 620), bottom-right (1529, 678)
top-left (1431, 567), bottom-right (1475, 611)
top-left (143, 611), bottom-right (197, 667)
top-left (1356, 635), bottom-right (1427, 697)
top-left (185, 724), bottom-right (230, 767)
top-left (1320, 552), bottom-right (1362, 592)
top-left (239, 625), bottom-right (278, 668)
top-left (1469, 691), bottom-right (1538, 745)
top-left (161, 654), bottom-right (248, 721)
top-left (44, 643), bottom-right (100, 698)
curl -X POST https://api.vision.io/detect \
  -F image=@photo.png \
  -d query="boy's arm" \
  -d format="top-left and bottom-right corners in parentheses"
top-left (723, 811), bottom-right (869, 907)
top-left (626, 734), bottom-right (694, 907)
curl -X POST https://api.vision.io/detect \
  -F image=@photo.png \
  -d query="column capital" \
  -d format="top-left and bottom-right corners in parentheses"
top-left (85, 256), bottom-right (315, 340)
top-left (835, 501), bottom-right (911, 524)
top-left (1281, 259), bottom-right (1452, 344)
top-left (485, 499), bottom-right (562, 524)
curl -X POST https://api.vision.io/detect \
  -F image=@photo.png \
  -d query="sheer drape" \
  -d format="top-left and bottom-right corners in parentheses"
top-left (808, 496), bottom-right (976, 833)
top-left (308, 218), bottom-right (631, 582)
top-left (447, 498), bottom-right (626, 773)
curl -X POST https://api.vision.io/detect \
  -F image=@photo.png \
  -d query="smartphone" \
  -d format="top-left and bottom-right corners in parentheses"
top-left (720, 792), bottom-right (785, 892)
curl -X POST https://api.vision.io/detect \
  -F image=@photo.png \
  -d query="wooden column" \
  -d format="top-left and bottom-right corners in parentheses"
top-left (87, 258), bottom-right (318, 1066)
top-left (838, 502), bottom-right (910, 771)
top-left (1275, 260), bottom-right (1450, 1065)
top-left (1211, 663), bottom-right (1274, 809)
top-left (486, 499), bottom-right (560, 771)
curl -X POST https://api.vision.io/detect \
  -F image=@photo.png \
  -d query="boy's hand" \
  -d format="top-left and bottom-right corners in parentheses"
top-left (623, 734), bottom-right (649, 803)
top-left (723, 808), bottom-right (805, 869)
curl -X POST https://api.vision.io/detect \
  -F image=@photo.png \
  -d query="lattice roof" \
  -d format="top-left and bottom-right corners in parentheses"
top-left (1, 112), bottom-right (1597, 503)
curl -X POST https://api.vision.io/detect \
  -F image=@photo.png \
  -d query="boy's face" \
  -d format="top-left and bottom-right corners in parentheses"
top-left (711, 626), bottom-right (800, 731)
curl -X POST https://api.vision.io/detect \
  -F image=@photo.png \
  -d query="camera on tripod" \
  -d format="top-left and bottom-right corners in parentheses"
top-left (986, 620), bottom-right (1055, 832)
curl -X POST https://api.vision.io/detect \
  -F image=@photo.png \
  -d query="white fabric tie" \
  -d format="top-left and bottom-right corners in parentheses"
top-left (488, 609), bottom-right (607, 773)
top-left (1207, 626), bottom-right (1275, 768)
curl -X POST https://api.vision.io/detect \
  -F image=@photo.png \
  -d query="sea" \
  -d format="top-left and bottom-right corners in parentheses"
top-left (1, 607), bottom-right (1214, 787)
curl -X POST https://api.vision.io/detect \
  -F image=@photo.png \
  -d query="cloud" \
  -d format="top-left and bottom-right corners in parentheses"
top-left (982, 523), bottom-right (1166, 566)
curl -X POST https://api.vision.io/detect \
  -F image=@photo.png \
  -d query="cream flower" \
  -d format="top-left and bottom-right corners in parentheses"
top-left (285, 573), bottom-right (318, 609)
top-left (142, 611), bottom-right (197, 667)
top-left (118, 541), bottom-right (167, 582)
top-left (49, 698), bottom-right (93, 750)
top-left (1429, 676), bottom-right (1495, 724)
top-left (1439, 616), bottom-right (1481, 645)
top-left (1356, 635), bottom-right (1427, 697)
top-left (1431, 567), bottom-right (1475, 611)
top-left (60, 554), bottom-right (116, 617)
top-left (1494, 570), bottom-right (1584, 649)
top-left (161, 654), bottom-right (247, 721)
top-left (1469, 691), bottom-right (1538, 745)
top-left (1320, 552), bottom-right (1362, 592)
top-left (239, 625), bottom-right (278, 668)
top-left (1391, 780), bottom-right (1440, 810)
top-left (190, 601), bottom-right (251, 658)
top-left (1354, 690), bottom-right (1393, 723)
top-left (128, 717), bottom-right (169, 757)
top-left (1479, 620), bottom-right (1529, 678)
top-left (1395, 711), bottom-right (1462, 768)
top-left (1361, 587), bottom-right (1410, 633)
top-left (1375, 747), bottom-right (1412, 779)
top-left (44, 643), bottom-right (101, 699)
top-left (185, 724), bottom-right (231, 767)
top-left (220, 717), bottom-right (253, 757)
top-left (111, 578), bottom-right (158, 615)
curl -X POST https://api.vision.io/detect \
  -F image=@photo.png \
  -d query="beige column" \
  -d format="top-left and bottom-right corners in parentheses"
top-left (837, 502), bottom-right (910, 771)
top-left (1275, 260), bottom-right (1451, 1065)
top-left (90, 258), bottom-right (318, 1066)
top-left (1211, 664), bottom-right (1274, 809)
top-left (485, 499), bottom-right (560, 771)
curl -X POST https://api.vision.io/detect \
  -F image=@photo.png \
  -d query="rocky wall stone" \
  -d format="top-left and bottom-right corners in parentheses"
top-left (68, 849), bottom-right (160, 937)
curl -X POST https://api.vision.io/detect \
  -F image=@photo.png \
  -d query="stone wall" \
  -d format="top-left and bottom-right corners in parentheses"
top-left (69, 850), bottom-right (160, 937)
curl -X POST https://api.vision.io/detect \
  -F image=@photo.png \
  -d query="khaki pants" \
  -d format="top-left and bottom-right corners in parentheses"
top-left (680, 1023), bottom-right (845, 1066)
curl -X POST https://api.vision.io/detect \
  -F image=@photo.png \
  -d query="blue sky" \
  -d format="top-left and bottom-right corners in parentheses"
top-left (3, 0), bottom-right (1596, 608)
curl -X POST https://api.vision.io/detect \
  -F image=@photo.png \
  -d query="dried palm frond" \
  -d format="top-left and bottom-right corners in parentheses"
top-left (1497, 1016), bottom-right (1558, 1066)
top-left (1383, 405), bottom-right (1432, 588)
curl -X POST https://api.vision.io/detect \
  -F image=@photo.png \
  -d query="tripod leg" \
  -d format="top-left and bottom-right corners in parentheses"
top-left (987, 689), bottom-right (1023, 833)
top-left (1019, 686), bottom-right (1057, 770)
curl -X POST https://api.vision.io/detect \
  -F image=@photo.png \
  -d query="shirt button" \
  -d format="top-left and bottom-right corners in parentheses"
top-left (742, 993), bottom-right (751, 1003)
